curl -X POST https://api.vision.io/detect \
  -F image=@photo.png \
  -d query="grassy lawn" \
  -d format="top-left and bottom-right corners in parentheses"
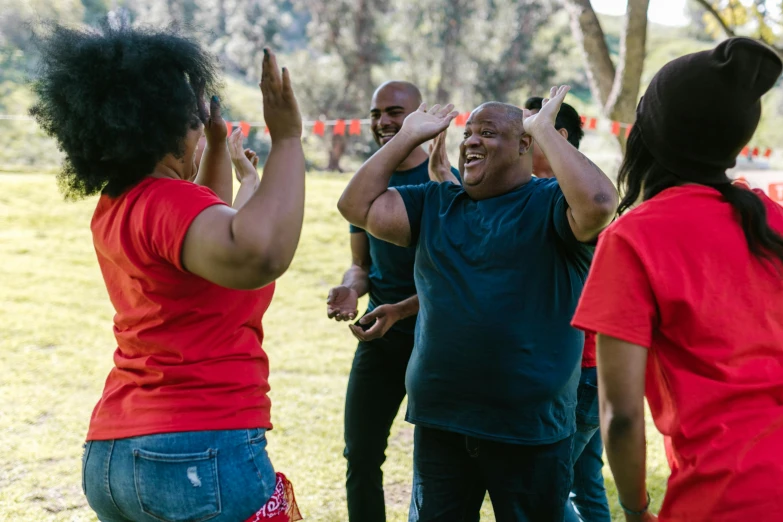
top-left (0, 173), bottom-right (668, 521)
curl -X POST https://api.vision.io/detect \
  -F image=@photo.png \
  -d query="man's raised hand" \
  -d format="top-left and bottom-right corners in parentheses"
top-left (400, 103), bottom-right (458, 145)
top-left (523, 85), bottom-right (570, 137)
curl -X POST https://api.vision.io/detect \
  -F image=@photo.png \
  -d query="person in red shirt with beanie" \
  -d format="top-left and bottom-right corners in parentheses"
top-left (30, 23), bottom-right (303, 522)
top-left (573, 37), bottom-right (783, 522)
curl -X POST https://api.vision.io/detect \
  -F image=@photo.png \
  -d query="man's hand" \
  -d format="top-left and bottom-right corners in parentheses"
top-left (327, 286), bottom-right (359, 321)
top-left (399, 103), bottom-right (458, 145)
top-left (428, 129), bottom-right (459, 184)
top-left (228, 128), bottom-right (260, 185)
top-left (348, 304), bottom-right (402, 342)
top-left (522, 85), bottom-right (570, 137)
top-left (261, 48), bottom-right (302, 143)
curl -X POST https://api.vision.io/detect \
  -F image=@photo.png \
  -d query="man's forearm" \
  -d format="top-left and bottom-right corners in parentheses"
top-left (604, 411), bottom-right (649, 513)
top-left (337, 133), bottom-right (420, 227)
top-left (392, 294), bottom-right (419, 319)
top-left (342, 265), bottom-right (370, 298)
top-left (532, 126), bottom-right (617, 234)
top-left (196, 141), bottom-right (234, 204)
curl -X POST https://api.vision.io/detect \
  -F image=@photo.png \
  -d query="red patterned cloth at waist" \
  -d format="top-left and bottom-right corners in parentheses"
top-left (244, 472), bottom-right (302, 522)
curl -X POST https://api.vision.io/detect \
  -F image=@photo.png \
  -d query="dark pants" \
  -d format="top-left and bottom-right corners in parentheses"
top-left (409, 426), bottom-right (574, 522)
top-left (564, 367), bottom-right (611, 522)
top-left (344, 328), bottom-right (414, 522)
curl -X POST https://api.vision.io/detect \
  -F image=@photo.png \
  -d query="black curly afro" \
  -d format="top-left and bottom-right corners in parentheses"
top-left (30, 23), bottom-right (221, 198)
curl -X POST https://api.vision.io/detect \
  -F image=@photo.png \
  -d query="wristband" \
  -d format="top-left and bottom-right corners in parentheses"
top-left (619, 491), bottom-right (650, 516)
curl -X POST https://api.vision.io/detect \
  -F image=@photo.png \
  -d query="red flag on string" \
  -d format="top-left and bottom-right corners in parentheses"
top-left (349, 119), bottom-right (362, 135)
top-left (264, 126), bottom-right (270, 135)
top-left (741, 146), bottom-right (750, 156)
top-left (455, 112), bottom-right (470, 126)
top-left (610, 121), bottom-right (621, 136)
top-left (313, 120), bottom-right (325, 136)
top-left (625, 124), bottom-right (633, 138)
top-left (333, 120), bottom-right (346, 136)
top-left (752, 147), bottom-right (760, 157)
top-left (764, 148), bottom-right (773, 158)
top-left (240, 121), bottom-right (251, 138)
top-left (588, 118), bottom-right (597, 130)
top-left (580, 116), bottom-right (587, 127)
top-left (226, 121), bottom-right (233, 135)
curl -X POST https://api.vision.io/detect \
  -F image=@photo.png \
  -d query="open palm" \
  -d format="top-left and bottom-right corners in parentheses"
top-left (523, 85), bottom-right (570, 135)
top-left (401, 103), bottom-right (459, 144)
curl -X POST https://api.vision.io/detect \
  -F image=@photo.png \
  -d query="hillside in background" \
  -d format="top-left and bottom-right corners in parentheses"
top-left (0, 4), bottom-right (781, 174)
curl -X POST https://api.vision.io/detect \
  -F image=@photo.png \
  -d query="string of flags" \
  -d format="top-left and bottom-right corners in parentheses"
top-left (0, 113), bottom-right (775, 158)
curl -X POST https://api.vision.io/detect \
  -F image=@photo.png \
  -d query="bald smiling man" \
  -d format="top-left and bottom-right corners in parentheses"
top-left (338, 88), bottom-right (618, 522)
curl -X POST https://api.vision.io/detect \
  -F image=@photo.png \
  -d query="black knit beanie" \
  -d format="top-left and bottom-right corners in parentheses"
top-left (636, 37), bottom-right (782, 184)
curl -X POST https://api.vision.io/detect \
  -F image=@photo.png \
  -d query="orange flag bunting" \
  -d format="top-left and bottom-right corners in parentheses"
top-left (741, 146), bottom-right (750, 156)
top-left (753, 147), bottom-right (760, 157)
top-left (588, 118), bottom-right (597, 130)
top-left (625, 124), bottom-right (633, 138)
top-left (333, 120), bottom-right (346, 136)
top-left (225, 121), bottom-right (233, 135)
top-left (764, 148), bottom-right (773, 158)
top-left (611, 121), bottom-right (621, 136)
top-left (313, 120), bottom-right (325, 136)
top-left (240, 121), bottom-right (251, 138)
top-left (349, 119), bottom-right (362, 135)
top-left (580, 116), bottom-right (587, 127)
top-left (455, 112), bottom-right (470, 127)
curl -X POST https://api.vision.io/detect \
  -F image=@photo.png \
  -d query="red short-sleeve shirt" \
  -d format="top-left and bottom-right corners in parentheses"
top-left (87, 177), bottom-right (275, 440)
top-left (573, 185), bottom-right (783, 521)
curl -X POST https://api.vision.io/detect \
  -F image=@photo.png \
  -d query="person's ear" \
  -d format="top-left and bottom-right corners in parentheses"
top-left (519, 133), bottom-right (533, 155)
top-left (558, 128), bottom-right (569, 141)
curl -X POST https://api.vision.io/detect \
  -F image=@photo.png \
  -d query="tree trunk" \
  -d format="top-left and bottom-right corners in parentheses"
top-left (563, 0), bottom-right (616, 107)
top-left (327, 133), bottom-right (347, 172)
top-left (606, 0), bottom-right (650, 149)
top-left (563, 0), bottom-right (650, 151)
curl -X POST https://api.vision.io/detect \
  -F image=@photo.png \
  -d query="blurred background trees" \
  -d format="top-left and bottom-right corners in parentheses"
top-left (1, 0), bottom-right (781, 172)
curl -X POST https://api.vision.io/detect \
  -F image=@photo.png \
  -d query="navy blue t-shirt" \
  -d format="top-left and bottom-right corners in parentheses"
top-left (349, 158), bottom-right (460, 335)
top-left (396, 177), bottom-right (594, 444)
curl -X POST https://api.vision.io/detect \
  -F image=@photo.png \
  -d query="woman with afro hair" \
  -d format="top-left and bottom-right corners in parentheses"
top-left (31, 23), bottom-right (304, 522)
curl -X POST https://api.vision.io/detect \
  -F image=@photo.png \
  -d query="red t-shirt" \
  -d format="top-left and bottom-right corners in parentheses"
top-left (581, 332), bottom-right (596, 368)
top-left (573, 185), bottom-right (783, 521)
top-left (87, 177), bottom-right (275, 440)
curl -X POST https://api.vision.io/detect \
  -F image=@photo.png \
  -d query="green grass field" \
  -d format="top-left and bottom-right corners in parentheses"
top-left (0, 173), bottom-right (669, 521)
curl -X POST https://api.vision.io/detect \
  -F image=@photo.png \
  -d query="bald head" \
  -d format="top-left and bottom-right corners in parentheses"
top-left (370, 81), bottom-right (424, 147)
top-left (471, 102), bottom-right (525, 136)
top-left (373, 81), bottom-right (422, 107)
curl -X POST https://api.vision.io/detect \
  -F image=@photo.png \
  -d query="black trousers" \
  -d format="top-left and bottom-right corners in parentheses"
top-left (344, 328), bottom-right (414, 522)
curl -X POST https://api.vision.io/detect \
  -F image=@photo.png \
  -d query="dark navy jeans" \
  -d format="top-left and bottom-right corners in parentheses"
top-left (408, 425), bottom-right (574, 522)
top-left (564, 366), bottom-right (611, 522)
top-left (82, 428), bottom-right (276, 522)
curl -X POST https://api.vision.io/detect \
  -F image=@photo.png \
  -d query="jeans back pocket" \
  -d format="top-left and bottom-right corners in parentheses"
top-left (133, 448), bottom-right (221, 522)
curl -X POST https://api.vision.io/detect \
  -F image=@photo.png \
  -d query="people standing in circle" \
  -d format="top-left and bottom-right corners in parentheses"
top-left (573, 37), bottom-right (783, 522)
top-left (524, 96), bottom-right (611, 522)
top-left (30, 24), bottom-right (304, 522)
top-left (337, 87), bottom-right (618, 521)
top-left (326, 80), bottom-right (459, 522)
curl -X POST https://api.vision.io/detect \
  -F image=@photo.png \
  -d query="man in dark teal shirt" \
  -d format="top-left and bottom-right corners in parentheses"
top-left (337, 88), bottom-right (617, 522)
top-left (326, 81), bottom-right (459, 522)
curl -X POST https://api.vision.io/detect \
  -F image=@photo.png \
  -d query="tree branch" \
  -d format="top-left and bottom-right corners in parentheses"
top-left (693, 0), bottom-right (736, 37)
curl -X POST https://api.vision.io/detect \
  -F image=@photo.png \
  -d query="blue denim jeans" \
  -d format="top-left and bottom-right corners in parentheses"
top-left (409, 426), bottom-right (574, 522)
top-left (82, 429), bottom-right (277, 522)
top-left (564, 367), bottom-right (611, 522)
